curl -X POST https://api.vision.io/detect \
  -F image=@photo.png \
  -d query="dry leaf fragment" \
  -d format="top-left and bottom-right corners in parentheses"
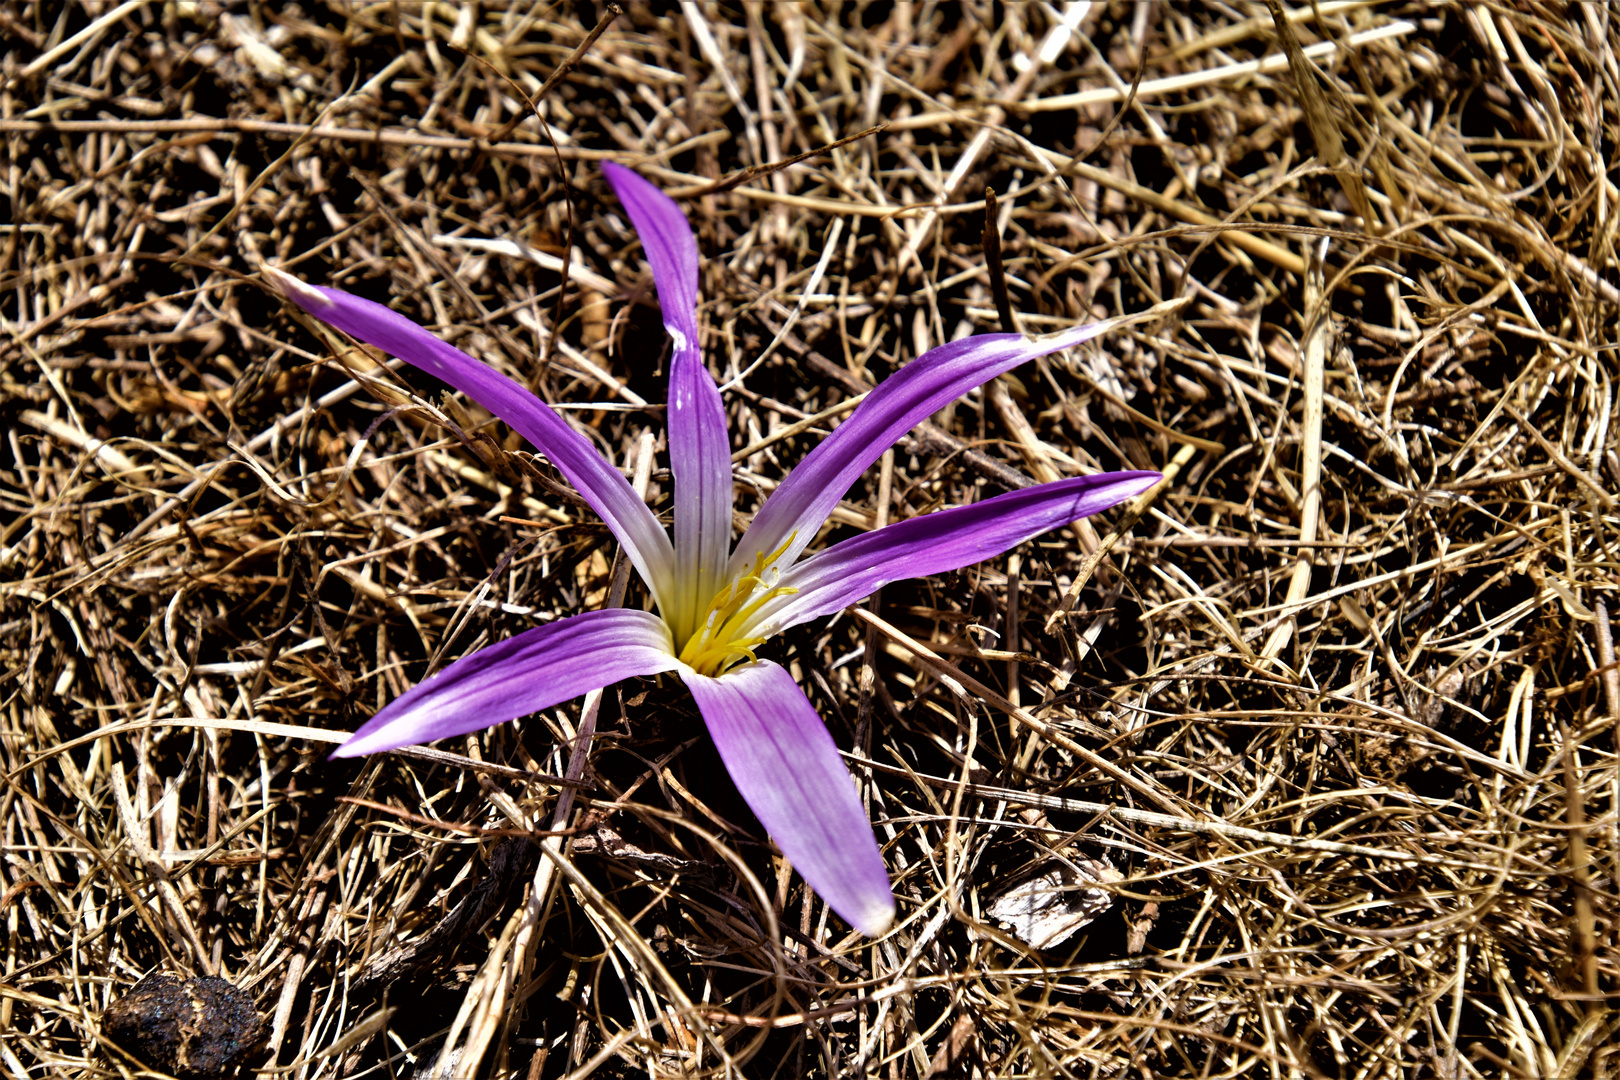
top-left (985, 855), bottom-right (1122, 949)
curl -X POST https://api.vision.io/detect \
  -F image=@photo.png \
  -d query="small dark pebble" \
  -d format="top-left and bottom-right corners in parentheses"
top-left (102, 971), bottom-right (265, 1080)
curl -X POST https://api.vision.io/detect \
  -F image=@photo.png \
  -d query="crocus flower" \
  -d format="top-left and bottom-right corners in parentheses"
top-left (264, 162), bottom-right (1159, 938)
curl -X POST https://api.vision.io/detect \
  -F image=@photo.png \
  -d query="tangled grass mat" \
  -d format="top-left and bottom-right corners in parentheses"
top-left (2, 2), bottom-right (1617, 1077)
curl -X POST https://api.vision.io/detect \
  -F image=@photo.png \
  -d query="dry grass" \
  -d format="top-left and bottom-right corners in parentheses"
top-left (2, 1), bottom-right (1617, 1077)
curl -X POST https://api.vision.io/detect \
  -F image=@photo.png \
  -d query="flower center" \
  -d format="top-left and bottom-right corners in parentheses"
top-left (676, 538), bottom-right (797, 677)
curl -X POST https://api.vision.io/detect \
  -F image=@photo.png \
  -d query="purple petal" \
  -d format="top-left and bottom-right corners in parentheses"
top-left (603, 163), bottom-right (732, 642)
top-left (682, 661), bottom-right (895, 936)
top-left (758, 472), bottom-right (1162, 634)
top-left (731, 322), bottom-right (1115, 581)
top-left (601, 162), bottom-right (701, 353)
top-left (333, 609), bottom-right (678, 758)
top-left (266, 266), bottom-right (677, 612)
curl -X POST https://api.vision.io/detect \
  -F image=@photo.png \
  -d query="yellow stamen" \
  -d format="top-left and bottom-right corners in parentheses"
top-left (677, 536), bottom-right (798, 676)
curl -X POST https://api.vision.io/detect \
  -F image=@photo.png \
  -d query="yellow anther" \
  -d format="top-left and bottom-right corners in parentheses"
top-left (676, 535), bottom-right (800, 676)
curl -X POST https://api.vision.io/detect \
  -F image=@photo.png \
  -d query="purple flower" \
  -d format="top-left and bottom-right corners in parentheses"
top-left (264, 163), bottom-right (1159, 938)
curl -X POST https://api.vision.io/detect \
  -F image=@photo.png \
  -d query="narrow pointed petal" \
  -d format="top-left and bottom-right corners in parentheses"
top-left (731, 322), bottom-right (1115, 580)
top-left (601, 162), bottom-right (701, 351)
top-left (754, 471), bottom-right (1161, 635)
top-left (267, 266), bottom-right (677, 611)
top-left (603, 163), bottom-right (732, 641)
top-left (683, 661), bottom-right (895, 937)
top-left (333, 609), bottom-right (678, 758)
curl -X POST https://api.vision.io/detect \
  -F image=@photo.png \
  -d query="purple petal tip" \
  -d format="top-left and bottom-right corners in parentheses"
top-left (264, 265), bottom-right (333, 312)
top-left (852, 896), bottom-right (897, 938)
